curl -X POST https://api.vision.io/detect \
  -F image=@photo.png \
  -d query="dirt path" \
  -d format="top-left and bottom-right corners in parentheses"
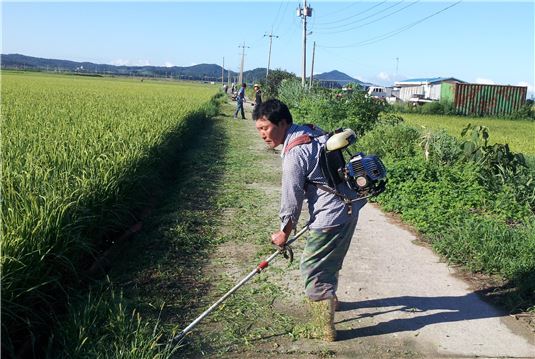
top-left (218, 97), bottom-right (535, 358)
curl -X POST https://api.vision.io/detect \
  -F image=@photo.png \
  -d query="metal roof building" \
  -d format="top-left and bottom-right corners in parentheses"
top-left (394, 77), bottom-right (465, 102)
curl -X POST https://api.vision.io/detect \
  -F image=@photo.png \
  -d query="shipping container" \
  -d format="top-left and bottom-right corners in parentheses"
top-left (441, 83), bottom-right (527, 116)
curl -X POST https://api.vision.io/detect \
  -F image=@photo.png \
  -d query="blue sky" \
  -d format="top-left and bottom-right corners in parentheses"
top-left (2, 1), bottom-right (534, 97)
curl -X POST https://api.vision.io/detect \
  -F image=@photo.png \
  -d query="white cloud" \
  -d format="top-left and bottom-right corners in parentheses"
top-left (475, 77), bottom-right (496, 85)
top-left (109, 59), bottom-right (151, 66)
top-left (517, 81), bottom-right (535, 99)
top-left (190, 62), bottom-right (197, 66)
top-left (110, 59), bottom-right (129, 66)
top-left (517, 81), bottom-right (533, 92)
top-left (164, 61), bottom-right (174, 68)
top-left (134, 59), bottom-right (151, 66)
top-left (353, 73), bottom-right (369, 83)
top-left (377, 71), bottom-right (390, 81)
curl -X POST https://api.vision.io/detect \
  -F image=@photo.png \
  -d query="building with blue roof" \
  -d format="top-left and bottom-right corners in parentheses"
top-left (394, 77), bottom-right (465, 102)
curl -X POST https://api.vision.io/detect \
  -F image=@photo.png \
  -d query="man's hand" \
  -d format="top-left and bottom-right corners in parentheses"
top-left (272, 220), bottom-right (293, 248)
top-left (271, 230), bottom-right (289, 248)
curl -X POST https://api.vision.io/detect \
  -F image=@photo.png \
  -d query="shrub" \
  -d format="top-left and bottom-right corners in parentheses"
top-left (357, 123), bottom-right (420, 159)
top-left (422, 129), bottom-right (463, 164)
top-left (460, 124), bottom-right (535, 209)
top-left (420, 101), bottom-right (444, 115)
top-left (263, 69), bottom-right (298, 99)
top-left (378, 112), bottom-right (404, 126)
top-left (277, 78), bottom-right (306, 110)
top-left (509, 102), bottom-right (535, 121)
top-left (376, 156), bottom-right (490, 234)
top-left (280, 84), bottom-right (385, 137)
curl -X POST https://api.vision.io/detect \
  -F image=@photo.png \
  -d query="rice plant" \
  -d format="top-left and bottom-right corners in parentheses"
top-left (1, 72), bottom-right (218, 355)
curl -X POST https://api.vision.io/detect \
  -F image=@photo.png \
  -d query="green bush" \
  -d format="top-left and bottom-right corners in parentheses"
top-left (357, 123), bottom-right (420, 159)
top-left (376, 156), bottom-right (491, 234)
top-left (460, 124), bottom-right (535, 209)
top-left (509, 101), bottom-right (535, 120)
top-left (278, 82), bottom-right (385, 136)
top-left (263, 69), bottom-right (298, 99)
top-left (277, 78), bottom-right (305, 109)
top-left (420, 101), bottom-right (444, 114)
top-left (378, 112), bottom-right (404, 126)
top-left (423, 129), bottom-right (463, 164)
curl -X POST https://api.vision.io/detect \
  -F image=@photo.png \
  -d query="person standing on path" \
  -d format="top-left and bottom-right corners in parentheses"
top-left (253, 83), bottom-right (262, 107)
top-left (253, 99), bottom-right (366, 341)
top-left (234, 83), bottom-right (246, 119)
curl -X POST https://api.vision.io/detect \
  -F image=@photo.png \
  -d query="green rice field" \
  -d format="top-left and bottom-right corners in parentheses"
top-left (1, 71), bottom-right (219, 353)
top-left (401, 113), bottom-right (535, 155)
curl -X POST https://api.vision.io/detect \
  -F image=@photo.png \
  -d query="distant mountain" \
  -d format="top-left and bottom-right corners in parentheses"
top-left (314, 70), bottom-right (370, 88)
top-left (1, 54), bottom-right (273, 83)
top-left (243, 67), bottom-right (268, 83)
top-left (1, 54), bottom-right (372, 88)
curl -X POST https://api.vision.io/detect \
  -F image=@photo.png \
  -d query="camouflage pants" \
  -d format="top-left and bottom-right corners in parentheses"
top-left (301, 217), bottom-right (359, 301)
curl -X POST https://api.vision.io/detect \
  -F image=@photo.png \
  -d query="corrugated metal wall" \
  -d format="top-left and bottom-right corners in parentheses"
top-left (399, 84), bottom-right (442, 101)
top-left (452, 83), bottom-right (527, 116)
top-left (441, 82), bottom-right (455, 104)
top-left (428, 84), bottom-right (442, 100)
top-left (399, 86), bottom-right (424, 101)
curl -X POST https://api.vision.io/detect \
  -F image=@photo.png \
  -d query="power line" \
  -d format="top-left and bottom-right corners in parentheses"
top-left (277, 12), bottom-right (301, 40)
top-left (314, 0), bottom-right (403, 31)
top-left (313, 0), bottom-right (387, 26)
top-left (319, 1), bottom-right (362, 18)
top-left (316, 1), bottom-right (419, 35)
top-left (271, 1), bottom-right (284, 30)
top-left (272, 1), bottom-right (291, 34)
top-left (317, 1), bottom-right (462, 49)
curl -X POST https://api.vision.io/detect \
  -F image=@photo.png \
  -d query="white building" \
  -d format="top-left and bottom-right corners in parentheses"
top-left (394, 77), bottom-right (464, 102)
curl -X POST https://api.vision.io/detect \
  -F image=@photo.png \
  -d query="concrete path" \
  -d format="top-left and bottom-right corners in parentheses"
top-left (333, 203), bottom-right (535, 358)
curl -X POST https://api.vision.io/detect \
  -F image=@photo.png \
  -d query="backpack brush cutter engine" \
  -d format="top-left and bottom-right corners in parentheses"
top-left (343, 152), bottom-right (387, 198)
top-left (324, 128), bottom-right (387, 200)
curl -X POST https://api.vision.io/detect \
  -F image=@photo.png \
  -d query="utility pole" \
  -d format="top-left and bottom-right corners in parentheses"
top-left (297, 0), bottom-right (312, 87)
top-left (227, 69), bottom-right (231, 87)
top-left (264, 32), bottom-right (279, 79)
top-left (238, 42), bottom-right (249, 85)
top-left (309, 41), bottom-right (316, 88)
top-left (222, 57), bottom-right (225, 85)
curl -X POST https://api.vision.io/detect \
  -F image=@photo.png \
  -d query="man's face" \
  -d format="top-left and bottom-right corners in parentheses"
top-left (255, 116), bottom-right (289, 149)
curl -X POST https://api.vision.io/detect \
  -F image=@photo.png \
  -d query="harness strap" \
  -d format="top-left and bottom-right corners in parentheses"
top-left (284, 124), bottom-right (325, 155)
top-left (284, 134), bottom-right (312, 154)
